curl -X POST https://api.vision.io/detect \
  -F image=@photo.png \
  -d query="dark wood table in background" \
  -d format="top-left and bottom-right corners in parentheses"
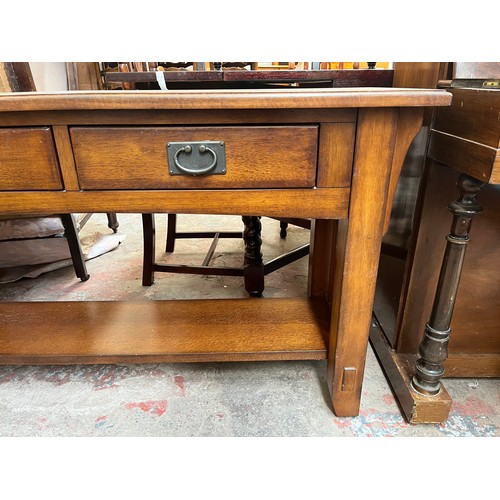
top-left (103, 69), bottom-right (394, 89)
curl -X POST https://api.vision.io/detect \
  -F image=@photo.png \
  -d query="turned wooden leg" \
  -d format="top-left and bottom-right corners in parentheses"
top-left (411, 174), bottom-right (485, 396)
top-left (106, 213), bottom-right (119, 233)
top-left (142, 213), bottom-right (156, 286)
top-left (242, 215), bottom-right (264, 296)
top-left (279, 221), bottom-right (288, 239)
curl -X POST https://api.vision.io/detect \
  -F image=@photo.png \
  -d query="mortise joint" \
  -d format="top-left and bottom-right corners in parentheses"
top-left (341, 367), bottom-right (357, 391)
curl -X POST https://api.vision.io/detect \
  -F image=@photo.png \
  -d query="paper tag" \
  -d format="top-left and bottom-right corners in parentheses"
top-left (156, 71), bottom-right (168, 90)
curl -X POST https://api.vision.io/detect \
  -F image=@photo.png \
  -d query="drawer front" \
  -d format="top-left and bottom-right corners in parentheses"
top-left (0, 127), bottom-right (62, 190)
top-left (70, 126), bottom-right (318, 189)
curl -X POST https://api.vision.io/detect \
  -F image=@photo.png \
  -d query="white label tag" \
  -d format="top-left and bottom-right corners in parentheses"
top-left (156, 71), bottom-right (168, 90)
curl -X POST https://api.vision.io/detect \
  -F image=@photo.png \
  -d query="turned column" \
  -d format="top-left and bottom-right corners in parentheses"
top-left (411, 174), bottom-right (486, 396)
top-left (242, 215), bottom-right (264, 296)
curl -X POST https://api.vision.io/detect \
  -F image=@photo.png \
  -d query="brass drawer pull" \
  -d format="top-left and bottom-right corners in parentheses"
top-left (167, 141), bottom-right (226, 176)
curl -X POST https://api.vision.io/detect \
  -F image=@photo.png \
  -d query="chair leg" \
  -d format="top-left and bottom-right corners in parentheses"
top-left (142, 213), bottom-right (156, 286)
top-left (141, 213), bottom-right (308, 295)
top-left (106, 213), bottom-right (119, 233)
top-left (60, 214), bottom-right (90, 281)
top-left (242, 215), bottom-right (264, 296)
top-left (280, 221), bottom-right (288, 239)
top-left (165, 214), bottom-right (177, 252)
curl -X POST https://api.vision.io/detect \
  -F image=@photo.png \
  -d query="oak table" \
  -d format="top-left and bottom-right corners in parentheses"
top-left (0, 88), bottom-right (451, 417)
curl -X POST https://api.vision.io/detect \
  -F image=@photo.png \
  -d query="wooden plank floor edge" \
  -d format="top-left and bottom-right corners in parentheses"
top-left (369, 318), bottom-right (452, 424)
top-left (0, 297), bottom-right (329, 364)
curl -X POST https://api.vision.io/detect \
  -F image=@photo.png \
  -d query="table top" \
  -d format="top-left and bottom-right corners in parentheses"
top-left (0, 88), bottom-right (452, 112)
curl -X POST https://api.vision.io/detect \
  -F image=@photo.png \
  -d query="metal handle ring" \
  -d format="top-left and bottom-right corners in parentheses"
top-left (173, 145), bottom-right (218, 176)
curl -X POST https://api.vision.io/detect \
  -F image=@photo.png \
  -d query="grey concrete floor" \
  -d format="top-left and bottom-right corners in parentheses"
top-left (0, 213), bottom-right (498, 437)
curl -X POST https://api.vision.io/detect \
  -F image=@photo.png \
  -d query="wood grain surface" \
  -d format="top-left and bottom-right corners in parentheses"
top-left (0, 87), bottom-right (453, 418)
top-left (327, 108), bottom-right (400, 417)
top-left (0, 188), bottom-right (350, 219)
top-left (0, 88), bottom-right (452, 111)
top-left (70, 126), bottom-right (318, 189)
top-left (0, 298), bottom-right (329, 364)
top-left (0, 127), bottom-right (62, 190)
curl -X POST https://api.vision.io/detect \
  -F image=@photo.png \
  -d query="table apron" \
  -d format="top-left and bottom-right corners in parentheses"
top-left (0, 188), bottom-right (350, 219)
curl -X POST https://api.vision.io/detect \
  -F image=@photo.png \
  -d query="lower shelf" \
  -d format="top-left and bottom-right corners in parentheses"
top-left (0, 297), bottom-right (329, 364)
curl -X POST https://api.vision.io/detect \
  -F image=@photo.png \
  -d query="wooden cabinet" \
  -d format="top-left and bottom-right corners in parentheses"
top-left (371, 86), bottom-right (500, 422)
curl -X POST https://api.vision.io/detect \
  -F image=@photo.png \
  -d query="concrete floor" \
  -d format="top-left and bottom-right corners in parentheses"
top-left (0, 213), bottom-right (498, 437)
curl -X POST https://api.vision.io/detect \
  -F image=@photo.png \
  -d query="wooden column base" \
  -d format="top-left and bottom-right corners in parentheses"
top-left (369, 318), bottom-right (452, 424)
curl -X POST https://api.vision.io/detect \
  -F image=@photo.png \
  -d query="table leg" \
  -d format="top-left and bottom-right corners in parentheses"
top-left (308, 219), bottom-right (336, 302)
top-left (242, 215), bottom-right (264, 296)
top-left (411, 174), bottom-right (485, 396)
top-left (326, 108), bottom-right (400, 416)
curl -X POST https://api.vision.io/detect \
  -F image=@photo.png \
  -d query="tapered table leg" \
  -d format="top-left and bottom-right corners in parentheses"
top-left (411, 174), bottom-right (485, 396)
top-left (242, 215), bottom-right (264, 296)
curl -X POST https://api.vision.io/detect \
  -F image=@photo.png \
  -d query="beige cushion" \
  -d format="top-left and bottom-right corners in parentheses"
top-left (0, 237), bottom-right (70, 266)
top-left (0, 214), bottom-right (89, 241)
top-left (0, 217), bottom-right (65, 241)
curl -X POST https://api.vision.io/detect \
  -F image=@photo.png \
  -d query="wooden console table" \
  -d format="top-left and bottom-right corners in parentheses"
top-left (0, 88), bottom-right (450, 417)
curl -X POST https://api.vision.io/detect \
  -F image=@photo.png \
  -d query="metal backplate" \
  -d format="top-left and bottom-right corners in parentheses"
top-left (167, 141), bottom-right (226, 176)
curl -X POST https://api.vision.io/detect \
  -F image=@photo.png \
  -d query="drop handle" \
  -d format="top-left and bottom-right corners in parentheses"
top-left (173, 144), bottom-right (218, 176)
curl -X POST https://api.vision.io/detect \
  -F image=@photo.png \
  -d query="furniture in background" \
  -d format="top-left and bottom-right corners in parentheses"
top-left (0, 214), bottom-right (90, 281)
top-left (116, 63), bottom-right (393, 295)
top-left (370, 67), bottom-right (500, 423)
top-left (0, 88), bottom-right (451, 417)
top-left (142, 213), bottom-right (310, 295)
top-left (0, 62), bottom-right (119, 282)
top-left (273, 217), bottom-right (311, 238)
top-left (162, 215), bottom-right (311, 251)
top-left (0, 213), bottom-right (119, 282)
top-left (0, 62), bottom-right (36, 92)
top-left (66, 62), bottom-right (103, 91)
top-left (101, 62), bottom-right (394, 90)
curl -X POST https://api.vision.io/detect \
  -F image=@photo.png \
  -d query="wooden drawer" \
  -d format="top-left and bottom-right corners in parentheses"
top-left (70, 126), bottom-right (318, 189)
top-left (0, 127), bottom-right (62, 190)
